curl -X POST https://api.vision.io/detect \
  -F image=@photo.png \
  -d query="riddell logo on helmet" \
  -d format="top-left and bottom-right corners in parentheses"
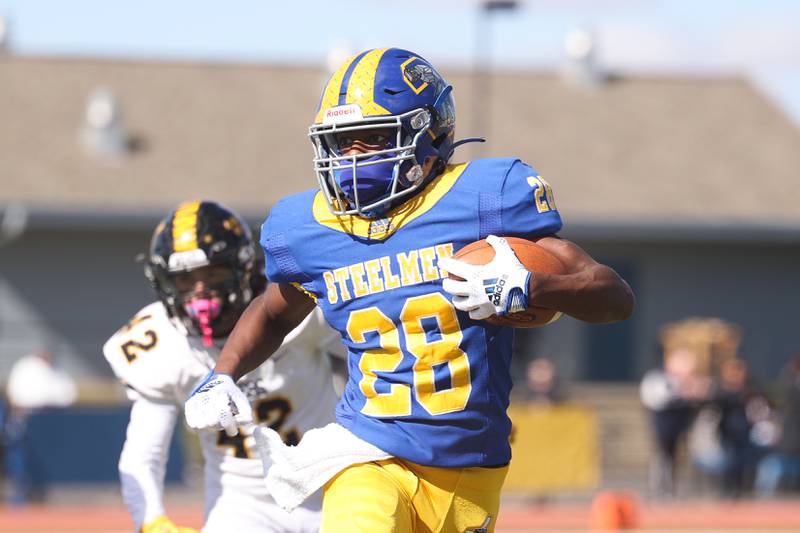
top-left (168, 249), bottom-right (209, 270)
top-left (323, 104), bottom-right (364, 125)
top-left (326, 108), bottom-right (354, 118)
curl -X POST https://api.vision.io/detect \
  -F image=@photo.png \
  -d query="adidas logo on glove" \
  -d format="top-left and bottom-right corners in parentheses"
top-left (483, 276), bottom-right (508, 307)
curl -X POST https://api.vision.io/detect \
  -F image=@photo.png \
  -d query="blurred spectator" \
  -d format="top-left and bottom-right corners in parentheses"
top-left (4, 349), bottom-right (77, 505)
top-left (755, 354), bottom-right (800, 497)
top-left (685, 356), bottom-right (776, 498)
top-left (0, 394), bottom-right (6, 499)
top-left (659, 317), bottom-right (742, 378)
top-left (522, 357), bottom-right (567, 404)
top-left (640, 347), bottom-right (710, 498)
top-left (6, 349), bottom-right (77, 411)
top-left (711, 358), bottom-right (765, 497)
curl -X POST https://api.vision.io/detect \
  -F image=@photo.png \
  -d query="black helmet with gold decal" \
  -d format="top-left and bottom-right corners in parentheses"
top-left (145, 200), bottom-right (260, 345)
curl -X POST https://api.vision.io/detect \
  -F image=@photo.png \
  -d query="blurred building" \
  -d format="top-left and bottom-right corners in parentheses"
top-left (0, 54), bottom-right (798, 383)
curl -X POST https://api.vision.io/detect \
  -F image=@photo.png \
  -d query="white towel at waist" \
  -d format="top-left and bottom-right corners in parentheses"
top-left (253, 422), bottom-right (391, 512)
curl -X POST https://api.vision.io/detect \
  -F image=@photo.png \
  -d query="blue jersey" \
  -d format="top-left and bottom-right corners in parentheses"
top-left (262, 158), bottom-right (562, 467)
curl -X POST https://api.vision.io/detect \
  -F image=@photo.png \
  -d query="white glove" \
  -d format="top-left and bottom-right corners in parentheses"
top-left (440, 235), bottom-right (532, 321)
top-left (184, 371), bottom-right (253, 436)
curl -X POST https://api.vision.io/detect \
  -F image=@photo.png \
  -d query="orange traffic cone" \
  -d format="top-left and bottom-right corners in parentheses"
top-left (589, 490), bottom-right (639, 531)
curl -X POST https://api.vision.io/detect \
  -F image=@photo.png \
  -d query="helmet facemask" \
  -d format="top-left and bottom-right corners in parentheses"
top-left (147, 259), bottom-right (253, 347)
top-left (310, 107), bottom-right (435, 217)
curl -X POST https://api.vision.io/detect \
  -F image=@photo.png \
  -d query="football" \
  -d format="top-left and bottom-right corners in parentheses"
top-left (450, 237), bottom-right (566, 328)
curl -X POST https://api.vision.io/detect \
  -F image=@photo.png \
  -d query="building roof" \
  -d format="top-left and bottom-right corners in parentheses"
top-left (1, 55), bottom-right (798, 237)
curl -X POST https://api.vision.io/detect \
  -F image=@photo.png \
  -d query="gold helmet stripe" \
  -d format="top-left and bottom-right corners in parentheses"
top-left (345, 47), bottom-right (391, 117)
top-left (315, 53), bottom-right (362, 125)
top-left (172, 200), bottom-right (201, 252)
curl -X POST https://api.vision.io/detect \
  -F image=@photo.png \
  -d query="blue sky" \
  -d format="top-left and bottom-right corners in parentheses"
top-left (1, 0), bottom-right (799, 122)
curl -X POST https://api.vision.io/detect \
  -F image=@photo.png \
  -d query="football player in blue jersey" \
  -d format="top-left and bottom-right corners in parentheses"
top-left (185, 47), bottom-right (634, 532)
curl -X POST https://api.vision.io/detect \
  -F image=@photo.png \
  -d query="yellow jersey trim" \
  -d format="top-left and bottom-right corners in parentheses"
top-left (311, 163), bottom-right (468, 240)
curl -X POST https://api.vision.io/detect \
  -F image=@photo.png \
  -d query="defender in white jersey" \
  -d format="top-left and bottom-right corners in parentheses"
top-left (103, 200), bottom-right (343, 533)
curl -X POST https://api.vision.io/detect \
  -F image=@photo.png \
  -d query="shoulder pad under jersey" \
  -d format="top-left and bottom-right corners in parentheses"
top-left (499, 159), bottom-right (563, 239)
top-left (103, 302), bottom-right (201, 404)
top-left (260, 190), bottom-right (317, 285)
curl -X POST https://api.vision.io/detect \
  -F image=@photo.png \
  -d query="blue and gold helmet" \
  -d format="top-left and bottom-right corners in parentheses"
top-left (309, 48), bottom-right (457, 217)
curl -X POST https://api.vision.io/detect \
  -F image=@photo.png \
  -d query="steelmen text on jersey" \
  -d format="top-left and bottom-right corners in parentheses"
top-left (321, 242), bottom-right (454, 304)
top-left (261, 158), bottom-right (562, 467)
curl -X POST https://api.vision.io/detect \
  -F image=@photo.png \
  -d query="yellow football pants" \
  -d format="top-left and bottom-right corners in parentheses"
top-left (320, 458), bottom-right (508, 533)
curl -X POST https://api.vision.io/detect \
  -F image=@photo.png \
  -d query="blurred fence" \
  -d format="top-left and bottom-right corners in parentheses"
top-left (505, 403), bottom-right (600, 494)
top-left (9, 406), bottom-right (183, 487)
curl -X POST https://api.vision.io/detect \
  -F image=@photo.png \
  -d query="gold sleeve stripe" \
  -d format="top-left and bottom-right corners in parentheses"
top-left (290, 282), bottom-right (318, 303)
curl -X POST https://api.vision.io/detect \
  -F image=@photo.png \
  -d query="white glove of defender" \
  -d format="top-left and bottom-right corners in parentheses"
top-left (440, 235), bottom-right (532, 321)
top-left (185, 371), bottom-right (253, 436)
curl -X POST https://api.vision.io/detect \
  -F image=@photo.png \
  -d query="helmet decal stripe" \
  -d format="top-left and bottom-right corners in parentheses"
top-left (315, 53), bottom-right (362, 124)
top-left (345, 47), bottom-right (391, 116)
top-left (337, 49), bottom-right (372, 106)
top-left (400, 56), bottom-right (430, 95)
top-left (172, 200), bottom-right (201, 252)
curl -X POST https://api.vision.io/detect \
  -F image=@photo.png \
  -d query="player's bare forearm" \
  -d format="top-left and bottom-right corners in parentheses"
top-left (529, 236), bottom-right (635, 323)
top-left (214, 282), bottom-right (315, 380)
